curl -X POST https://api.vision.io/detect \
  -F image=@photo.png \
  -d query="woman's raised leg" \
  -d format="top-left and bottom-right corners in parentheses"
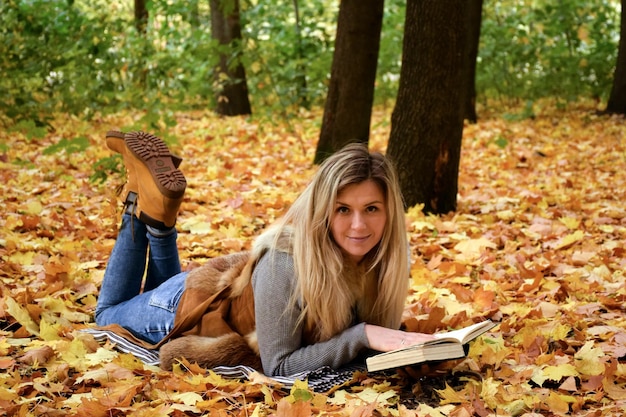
top-left (95, 211), bottom-right (148, 322)
top-left (144, 225), bottom-right (182, 292)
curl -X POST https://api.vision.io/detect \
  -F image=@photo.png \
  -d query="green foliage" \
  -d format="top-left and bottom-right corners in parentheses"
top-left (502, 100), bottom-right (536, 121)
top-left (43, 136), bottom-right (90, 155)
top-left (0, 0), bottom-right (621, 135)
top-left (478, 0), bottom-right (620, 103)
top-left (0, 0), bottom-right (221, 129)
top-left (492, 135), bottom-right (510, 149)
top-left (242, 0), bottom-right (336, 116)
top-left (8, 120), bottom-right (48, 140)
top-left (91, 154), bottom-right (123, 184)
top-left (376, 0), bottom-right (405, 105)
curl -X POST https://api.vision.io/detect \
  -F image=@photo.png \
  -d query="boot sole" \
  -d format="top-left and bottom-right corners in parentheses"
top-left (106, 130), bottom-right (125, 139)
top-left (106, 130), bottom-right (183, 168)
top-left (105, 130), bottom-right (126, 153)
top-left (124, 131), bottom-right (187, 199)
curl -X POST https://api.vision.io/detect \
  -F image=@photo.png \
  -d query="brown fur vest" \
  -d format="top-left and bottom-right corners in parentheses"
top-left (99, 227), bottom-right (296, 372)
top-left (158, 251), bottom-right (263, 371)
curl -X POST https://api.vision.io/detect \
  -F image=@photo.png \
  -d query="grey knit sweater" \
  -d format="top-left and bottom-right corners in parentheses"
top-left (251, 250), bottom-right (371, 376)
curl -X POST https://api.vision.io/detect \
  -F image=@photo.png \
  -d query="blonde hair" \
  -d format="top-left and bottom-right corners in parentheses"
top-left (258, 143), bottom-right (409, 342)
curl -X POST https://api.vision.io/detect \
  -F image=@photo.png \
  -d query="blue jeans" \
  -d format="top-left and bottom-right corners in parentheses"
top-left (95, 214), bottom-right (187, 344)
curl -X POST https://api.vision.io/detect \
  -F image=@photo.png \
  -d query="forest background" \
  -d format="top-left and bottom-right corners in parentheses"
top-left (1, 0), bottom-right (622, 129)
top-left (2, 0), bottom-right (626, 416)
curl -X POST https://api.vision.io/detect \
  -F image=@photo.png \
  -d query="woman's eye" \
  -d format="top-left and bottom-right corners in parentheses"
top-left (366, 205), bottom-right (379, 213)
top-left (337, 206), bottom-right (349, 214)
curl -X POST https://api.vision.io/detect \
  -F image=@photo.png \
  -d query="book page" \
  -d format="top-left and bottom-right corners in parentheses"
top-left (365, 320), bottom-right (495, 372)
top-left (432, 320), bottom-right (495, 344)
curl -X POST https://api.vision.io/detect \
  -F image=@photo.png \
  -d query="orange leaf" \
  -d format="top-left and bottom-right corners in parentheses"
top-left (18, 345), bottom-right (55, 365)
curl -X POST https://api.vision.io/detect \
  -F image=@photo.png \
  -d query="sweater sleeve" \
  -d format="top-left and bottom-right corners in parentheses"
top-left (251, 250), bottom-right (371, 377)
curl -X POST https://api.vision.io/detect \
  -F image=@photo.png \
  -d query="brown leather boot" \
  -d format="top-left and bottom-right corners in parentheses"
top-left (106, 130), bottom-right (183, 205)
top-left (123, 131), bottom-right (187, 229)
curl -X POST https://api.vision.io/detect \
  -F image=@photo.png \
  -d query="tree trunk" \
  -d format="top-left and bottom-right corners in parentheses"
top-left (463, 0), bottom-right (483, 123)
top-left (387, 0), bottom-right (469, 214)
top-left (314, 0), bottom-right (384, 164)
top-left (604, 0), bottom-right (626, 115)
top-left (210, 0), bottom-right (252, 116)
top-left (134, 0), bottom-right (148, 34)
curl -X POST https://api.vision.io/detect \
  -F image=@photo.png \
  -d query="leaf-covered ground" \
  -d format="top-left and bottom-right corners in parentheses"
top-left (1, 102), bottom-right (626, 416)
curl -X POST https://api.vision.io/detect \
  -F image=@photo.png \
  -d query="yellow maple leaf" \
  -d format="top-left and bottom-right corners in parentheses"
top-left (469, 336), bottom-right (509, 367)
top-left (545, 391), bottom-right (574, 415)
top-left (129, 404), bottom-right (173, 417)
top-left (574, 341), bottom-right (606, 376)
top-left (410, 219), bottom-right (436, 232)
top-left (0, 337), bottom-right (12, 355)
top-left (91, 383), bottom-right (143, 407)
top-left (414, 403), bottom-right (455, 417)
top-left (559, 216), bottom-right (580, 230)
top-left (42, 297), bottom-right (91, 323)
top-left (75, 367), bottom-right (113, 384)
top-left (179, 216), bottom-right (214, 235)
top-left (56, 338), bottom-right (89, 371)
top-left (406, 203), bottom-right (426, 218)
top-left (354, 387), bottom-right (396, 406)
top-left (61, 392), bottom-right (93, 408)
top-left (285, 378), bottom-right (313, 403)
top-left (330, 387), bottom-right (396, 408)
top-left (545, 322), bottom-right (571, 342)
top-left (114, 352), bottom-right (147, 371)
top-left (453, 237), bottom-right (496, 261)
top-left (218, 223), bottom-right (241, 239)
top-left (77, 260), bottom-right (101, 270)
top-left (195, 369), bottom-right (238, 388)
top-left (436, 383), bottom-right (467, 405)
top-left (532, 364), bottom-right (578, 386)
top-left (171, 391), bottom-right (204, 406)
top-left (84, 347), bottom-right (119, 367)
top-left (25, 200), bottom-right (43, 215)
top-left (554, 230), bottom-right (584, 250)
top-left (8, 251), bottom-right (36, 267)
top-left (39, 318), bottom-right (61, 341)
top-left (480, 377), bottom-right (502, 410)
top-left (4, 296), bottom-right (39, 336)
top-left (0, 386), bottom-right (18, 401)
top-left (500, 399), bottom-right (527, 416)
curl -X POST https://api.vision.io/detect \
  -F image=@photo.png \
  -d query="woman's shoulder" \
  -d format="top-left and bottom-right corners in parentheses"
top-left (251, 249), bottom-right (295, 286)
top-left (255, 249), bottom-right (294, 272)
top-left (252, 224), bottom-right (294, 256)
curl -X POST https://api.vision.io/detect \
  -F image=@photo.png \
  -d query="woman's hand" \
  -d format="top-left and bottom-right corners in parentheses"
top-left (364, 324), bottom-right (437, 352)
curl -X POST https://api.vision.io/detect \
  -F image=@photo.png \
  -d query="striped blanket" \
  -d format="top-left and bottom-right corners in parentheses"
top-left (82, 328), bottom-right (365, 392)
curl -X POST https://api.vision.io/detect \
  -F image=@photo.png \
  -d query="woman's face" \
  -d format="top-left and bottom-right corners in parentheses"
top-left (330, 179), bottom-right (387, 264)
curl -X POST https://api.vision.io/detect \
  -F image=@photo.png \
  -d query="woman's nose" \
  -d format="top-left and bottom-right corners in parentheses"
top-left (351, 212), bottom-right (366, 229)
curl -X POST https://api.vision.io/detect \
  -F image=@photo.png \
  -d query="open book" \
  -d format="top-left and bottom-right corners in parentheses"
top-left (366, 320), bottom-right (496, 372)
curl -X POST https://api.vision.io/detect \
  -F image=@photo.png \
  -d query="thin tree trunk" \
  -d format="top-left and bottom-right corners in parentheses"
top-left (210, 0), bottom-right (252, 116)
top-left (463, 0), bottom-right (483, 123)
top-left (314, 0), bottom-right (384, 164)
top-left (134, 0), bottom-right (148, 34)
top-left (603, 0), bottom-right (626, 114)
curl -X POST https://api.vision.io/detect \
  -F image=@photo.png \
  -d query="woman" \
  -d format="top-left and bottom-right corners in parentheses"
top-left (95, 131), bottom-right (434, 377)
